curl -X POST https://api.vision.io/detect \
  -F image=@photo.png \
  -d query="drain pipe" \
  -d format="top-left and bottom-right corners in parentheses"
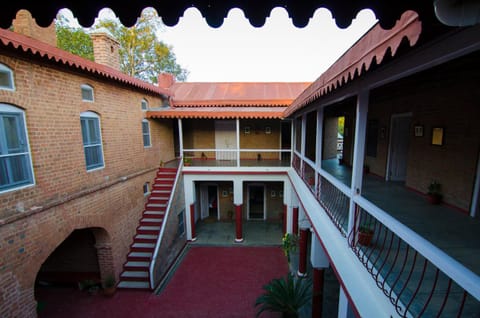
top-left (149, 160), bottom-right (183, 289)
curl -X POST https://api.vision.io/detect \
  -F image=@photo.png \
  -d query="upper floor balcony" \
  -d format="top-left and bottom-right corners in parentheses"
top-left (178, 118), bottom-right (292, 172)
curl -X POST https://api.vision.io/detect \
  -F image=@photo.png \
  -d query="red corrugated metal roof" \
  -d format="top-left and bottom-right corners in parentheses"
top-left (170, 82), bottom-right (310, 107)
top-left (0, 28), bottom-right (171, 97)
top-left (284, 11), bottom-right (422, 117)
top-left (147, 106), bottom-right (287, 119)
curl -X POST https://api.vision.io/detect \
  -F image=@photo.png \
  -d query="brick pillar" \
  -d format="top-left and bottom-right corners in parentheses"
top-left (292, 207), bottom-right (299, 235)
top-left (95, 242), bottom-right (114, 281)
top-left (235, 204), bottom-right (243, 243)
top-left (190, 203), bottom-right (197, 241)
top-left (297, 228), bottom-right (308, 277)
top-left (312, 268), bottom-right (325, 318)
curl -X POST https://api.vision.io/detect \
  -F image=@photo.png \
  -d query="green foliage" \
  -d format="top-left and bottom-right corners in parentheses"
top-left (55, 8), bottom-right (188, 83)
top-left (103, 275), bottom-right (116, 288)
top-left (337, 116), bottom-right (345, 137)
top-left (281, 233), bottom-right (298, 263)
top-left (93, 8), bottom-right (188, 83)
top-left (427, 180), bottom-right (442, 195)
top-left (255, 274), bottom-right (312, 318)
top-left (55, 14), bottom-right (94, 61)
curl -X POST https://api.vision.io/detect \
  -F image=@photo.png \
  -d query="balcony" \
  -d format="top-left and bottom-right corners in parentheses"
top-left (182, 149), bottom-right (291, 169)
top-left (294, 154), bottom-right (480, 317)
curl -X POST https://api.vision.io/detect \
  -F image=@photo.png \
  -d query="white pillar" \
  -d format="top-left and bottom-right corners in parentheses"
top-left (338, 287), bottom-right (356, 318)
top-left (316, 108), bottom-right (324, 168)
top-left (348, 90), bottom-right (369, 234)
top-left (183, 177), bottom-right (195, 240)
top-left (470, 151), bottom-right (480, 217)
top-left (310, 232), bottom-right (329, 269)
top-left (284, 181), bottom-right (298, 234)
top-left (178, 118), bottom-right (184, 158)
top-left (300, 114), bottom-right (306, 175)
top-left (236, 118), bottom-right (240, 167)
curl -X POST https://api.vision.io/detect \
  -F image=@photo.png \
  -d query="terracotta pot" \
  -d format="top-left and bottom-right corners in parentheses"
top-left (358, 231), bottom-right (373, 246)
top-left (103, 287), bottom-right (116, 297)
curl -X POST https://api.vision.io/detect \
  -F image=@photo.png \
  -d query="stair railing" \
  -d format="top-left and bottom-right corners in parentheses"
top-left (149, 159), bottom-right (183, 288)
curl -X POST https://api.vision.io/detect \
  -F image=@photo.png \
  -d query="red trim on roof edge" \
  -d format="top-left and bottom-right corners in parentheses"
top-left (0, 28), bottom-right (172, 97)
top-left (284, 11), bottom-right (422, 117)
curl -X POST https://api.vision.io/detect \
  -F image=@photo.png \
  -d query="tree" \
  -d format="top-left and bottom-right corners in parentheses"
top-left (55, 8), bottom-right (188, 83)
top-left (93, 8), bottom-right (188, 82)
top-left (56, 13), bottom-right (94, 61)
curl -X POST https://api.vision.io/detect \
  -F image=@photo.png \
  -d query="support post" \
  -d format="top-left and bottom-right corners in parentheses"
top-left (312, 268), bottom-right (325, 318)
top-left (282, 204), bottom-right (287, 235)
top-left (190, 203), bottom-right (197, 241)
top-left (297, 227), bottom-right (309, 277)
top-left (292, 207), bottom-right (299, 235)
top-left (235, 204), bottom-right (243, 242)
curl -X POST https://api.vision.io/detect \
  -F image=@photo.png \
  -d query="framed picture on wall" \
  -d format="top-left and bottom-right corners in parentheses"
top-left (265, 126), bottom-right (271, 134)
top-left (271, 190), bottom-right (276, 197)
top-left (431, 127), bottom-right (444, 146)
top-left (244, 126), bottom-right (251, 134)
top-left (414, 125), bottom-right (424, 137)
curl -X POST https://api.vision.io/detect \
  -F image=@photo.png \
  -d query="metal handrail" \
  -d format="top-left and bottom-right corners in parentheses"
top-left (148, 159), bottom-right (183, 288)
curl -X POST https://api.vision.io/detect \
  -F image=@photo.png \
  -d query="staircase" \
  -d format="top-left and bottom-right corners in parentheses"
top-left (117, 167), bottom-right (177, 290)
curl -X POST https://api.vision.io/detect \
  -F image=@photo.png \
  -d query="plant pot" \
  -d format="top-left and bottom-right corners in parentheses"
top-left (357, 231), bottom-right (373, 246)
top-left (427, 194), bottom-right (442, 205)
top-left (103, 287), bottom-right (116, 297)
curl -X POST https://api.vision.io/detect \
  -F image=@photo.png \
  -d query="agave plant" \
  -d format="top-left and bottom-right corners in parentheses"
top-left (255, 273), bottom-right (312, 318)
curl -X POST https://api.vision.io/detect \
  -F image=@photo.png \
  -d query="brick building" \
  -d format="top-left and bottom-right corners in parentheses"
top-left (1, 4), bottom-right (479, 318)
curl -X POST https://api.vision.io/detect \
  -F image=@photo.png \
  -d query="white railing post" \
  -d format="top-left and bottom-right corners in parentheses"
top-left (178, 118), bottom-right (183, 159)
top-left (236, 118), bottom-right (240, 167)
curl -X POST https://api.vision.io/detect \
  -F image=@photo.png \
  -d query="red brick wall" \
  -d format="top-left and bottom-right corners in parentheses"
top-left (0, 50), bottom-right (175, 316)
top-left (367, 54), bottom-right (480, 210)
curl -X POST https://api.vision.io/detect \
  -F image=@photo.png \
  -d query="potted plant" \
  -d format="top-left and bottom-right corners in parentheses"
top-left (103, 275), bottom-right (116, 297)
top-left (183, 157), bottom-right (192, 166)
top-left (281, 233), bottom-right (298, 265)
top-left (427, 180), bottom-right (442, 204)
top-left (357, 224), bottom-right (374, 246)
top-left (255, 274), bottom-right (312, 318)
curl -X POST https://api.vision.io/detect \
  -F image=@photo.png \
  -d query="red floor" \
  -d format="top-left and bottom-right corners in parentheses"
top-left (36, 246), bottom-right (287, 318)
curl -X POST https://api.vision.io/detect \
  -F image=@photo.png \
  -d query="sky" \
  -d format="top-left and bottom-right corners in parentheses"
top-left (62, 7), bottom-right (378, 83)
top-left (159, 7), bottom-right (377, 82)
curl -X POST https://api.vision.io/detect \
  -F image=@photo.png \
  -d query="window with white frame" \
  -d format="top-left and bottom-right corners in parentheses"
top-left (0, 104), bottom-right (34, 192)
top-left (80, 111), bottom-right (104, 170)
top-left (81, 84), bottom-right (94, 102)
top-left (141, 99), bottom-right (148, 111)
top-left (0, 64), bottom-right (15, 91)
top-left (142, 119), bottom-right (151, 147)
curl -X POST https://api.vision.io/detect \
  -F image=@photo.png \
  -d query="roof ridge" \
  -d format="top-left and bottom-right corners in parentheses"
top-left (0, 28), bottom-right (172, 97)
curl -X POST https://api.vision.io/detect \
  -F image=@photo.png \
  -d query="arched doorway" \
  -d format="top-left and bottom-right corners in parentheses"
top-left (34, 227), bottom-right (113, 315)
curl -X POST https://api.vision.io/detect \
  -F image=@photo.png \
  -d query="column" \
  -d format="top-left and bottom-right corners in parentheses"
top-left (190, 203), bottom-right (197, 241)
top-left (311, 233), bottom-right (330, 318)
top-left (312, 268), bottom-right (325, 318)
top-left (347, 90), bottom-right (369, 234)
top-left (178, 118), bottom-right (183, 158)
top-left (338, 287), bottom-right (355, 318)
top-left (282, 205), bottom-right (287, 235)
top-left (234, 204), bottom-right (243, 242)
top-left (233, 179), bottom-right (244, 243)
top-left (297, 227), bottom-right (309, 277)
top-left (292, 207), bottom-right (299, 235)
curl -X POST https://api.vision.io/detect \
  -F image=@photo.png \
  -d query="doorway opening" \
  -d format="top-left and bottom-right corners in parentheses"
top-left (200, 184), bottom-right (219, 221)
top-left (387, 113), bottom-right (412, 182)
top-left (248, 184), bottom-right (265, 220)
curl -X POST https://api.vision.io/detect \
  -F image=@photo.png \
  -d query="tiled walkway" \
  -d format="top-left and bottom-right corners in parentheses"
top-left (36, 246), bottom-right (288, 318)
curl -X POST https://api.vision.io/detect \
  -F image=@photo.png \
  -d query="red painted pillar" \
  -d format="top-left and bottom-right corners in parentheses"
top-left (298, 228), bottom-right (309, 277)
top-left (292, 207), bottom-right (299, 235)
top-left (312, 268), bottom-right (325, 318)
top-left (235, 204), bottom-right (243, 243)
top-left (282, 205), bottom-right (287, 235)
top-left (190, 203), bottom-right (197, 241)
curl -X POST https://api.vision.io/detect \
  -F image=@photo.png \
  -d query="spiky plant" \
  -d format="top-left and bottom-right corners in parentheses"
top-left (255, 274), bottom-right (312, 318)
